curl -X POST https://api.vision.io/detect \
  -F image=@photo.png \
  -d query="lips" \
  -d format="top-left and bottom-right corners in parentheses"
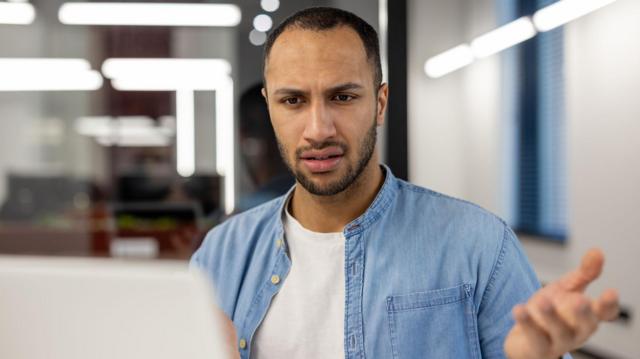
top-left (299, 148), bottom-right (344, 173)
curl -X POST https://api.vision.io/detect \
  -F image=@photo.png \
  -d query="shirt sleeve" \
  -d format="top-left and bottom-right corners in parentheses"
top-left (477, 225), bottom-right (572, 359)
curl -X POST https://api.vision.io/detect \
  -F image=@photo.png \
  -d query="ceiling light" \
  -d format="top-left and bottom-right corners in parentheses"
top-left (0, 58), bottom-right (102, 91)
top-left (424, 45), bottom-right (474, 78)
top-left (102, 58), bottom-right (231, 77)
top-left (59, 2), bottom-right (241, 27)
top-left (0, 58), bottom-right (90, 72)
top-left (260, 0), bottom-right (279, 13)
top-left (253, 14), bottom-right (272, 32)
top-left (471, 17), bottom-right (537, 58)
top-left (0, 2), bottom-right (35, 25)
top-left (533, 0), bottom-right (618, 32)
top-left (102, 58), bottom-right (231, 91)
top-left (249, 30), bottom-right (267, 46)
top-left (96, 135), bottom-right (171, 147)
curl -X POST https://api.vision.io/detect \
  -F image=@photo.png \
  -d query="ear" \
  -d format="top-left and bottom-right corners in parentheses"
top-left (375, 83), bottom-right (389, 127)
top-left (261, 87), bottom-right (268, 101)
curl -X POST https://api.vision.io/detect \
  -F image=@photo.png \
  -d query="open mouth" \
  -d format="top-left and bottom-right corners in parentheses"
top-left (298, 145), bottom-right (346, 173)
top-left (303, 154), bottom-right (342, 161)
top-left (300, 154), bottom-right (344, 173)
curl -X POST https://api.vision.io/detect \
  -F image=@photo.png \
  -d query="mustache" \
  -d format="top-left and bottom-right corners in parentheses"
top-left (295, 141), bottom-right (348, 158)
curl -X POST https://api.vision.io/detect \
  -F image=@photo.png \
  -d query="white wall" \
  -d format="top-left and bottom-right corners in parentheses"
top-left (408, 0), bottom-right (640, 356)
top-left (408, 0), bottom-right (502, 212)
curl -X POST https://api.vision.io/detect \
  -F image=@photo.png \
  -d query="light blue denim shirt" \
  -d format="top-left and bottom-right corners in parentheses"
top-left (191, 165), bottom-right (557, 358)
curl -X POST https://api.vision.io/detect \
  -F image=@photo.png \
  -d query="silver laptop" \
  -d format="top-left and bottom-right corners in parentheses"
top-left (0, 255), bottom-right (227, 359)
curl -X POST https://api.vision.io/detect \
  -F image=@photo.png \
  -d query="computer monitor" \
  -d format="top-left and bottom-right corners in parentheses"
top-left (0, 256), bottom-right (229, 359)
top-left (0, 174), bottom-right (91, 221)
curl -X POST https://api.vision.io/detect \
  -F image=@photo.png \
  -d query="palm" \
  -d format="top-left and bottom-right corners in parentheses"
top-left (504, 249), bottom-right (619, 359)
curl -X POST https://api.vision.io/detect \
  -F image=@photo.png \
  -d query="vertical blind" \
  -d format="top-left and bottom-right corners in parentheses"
top-left (507, 0), bottom-right (568, 240)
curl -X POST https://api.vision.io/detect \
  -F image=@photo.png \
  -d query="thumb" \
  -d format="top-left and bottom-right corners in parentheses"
top-left (559, 248), bottom-right (604, 292)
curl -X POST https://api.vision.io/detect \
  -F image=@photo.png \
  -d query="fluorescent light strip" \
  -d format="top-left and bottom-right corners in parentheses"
top-left (533, 0), bottom-right (618, 32)
top-left (110, 76), bottom-right (229, 92)
top-left (0, 58), bottom-right (102, 91)
top-left (424, 45), bottom-right (474, 78)
top-left (102, 58), bottom-right (231, 78)
top-left (176, 90), bottom-right (196, 178)
top-left (471, 17), bottom-right (537, 58)
top-left (425, 0), bottom-right (617, 78)
top-left (97, 135), bottom-right (171, 147)
top-left (0, 71), bottom-right (102, 91)
top-left (103, 58), bottom-right (231, 91)
top-left (0, 58), bottom-right (91, 72)
top-left (59, 2), bottom-right (241, 27)
top-left (0, 2), bottom-right (35, 25)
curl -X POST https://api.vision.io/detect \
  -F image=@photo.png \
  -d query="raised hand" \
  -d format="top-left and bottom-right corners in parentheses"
top-left (504, 248), bottom-right (619, 359)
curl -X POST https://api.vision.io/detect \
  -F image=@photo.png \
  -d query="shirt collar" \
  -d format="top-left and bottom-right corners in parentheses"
top-left (273, 164), bottom-right (398, 238)
top-left (343, 164), bottom-right (398, 236)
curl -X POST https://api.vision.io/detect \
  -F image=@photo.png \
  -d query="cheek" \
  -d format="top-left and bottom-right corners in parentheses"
top-left (271, 119), bottom-right (303, 155)
top-left (341, 110), bottom-right (375, 143)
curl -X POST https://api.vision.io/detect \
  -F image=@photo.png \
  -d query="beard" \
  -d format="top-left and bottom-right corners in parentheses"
top-left (276, 119), bottom-right (377, 196)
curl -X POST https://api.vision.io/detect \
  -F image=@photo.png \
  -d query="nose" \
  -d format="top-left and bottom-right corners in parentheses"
top-left (302, 99), bottom-right (336, 146)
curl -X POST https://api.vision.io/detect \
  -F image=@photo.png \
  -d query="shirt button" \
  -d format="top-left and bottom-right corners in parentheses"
top-left (275, 239), bottom-right (283, 248)
top-left (271, 274), bottom-right (280, 285)
top-left (239, 338), bottom-right (247, 349)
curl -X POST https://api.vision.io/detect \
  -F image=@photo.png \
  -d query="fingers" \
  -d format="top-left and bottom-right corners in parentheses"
top-left (521, 291), bottom-right (599, 356)
top-left (559, 248), bottom-right (604, 292)
top-left (527, 295), bottom-right (576, 352)
top-left (513, 304), bottom-right (552, 349)
top-left (593, 288), bottom-right (620, 321)
top-left (553, 293), bottom-right (599, 342)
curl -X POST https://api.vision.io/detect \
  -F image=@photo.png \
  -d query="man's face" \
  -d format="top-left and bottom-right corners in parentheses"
top-left (263, 26), bottom-right (388, 196)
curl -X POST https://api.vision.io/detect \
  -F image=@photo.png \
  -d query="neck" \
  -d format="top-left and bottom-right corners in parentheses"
top-left (289, 156), bottom-right (384, 233)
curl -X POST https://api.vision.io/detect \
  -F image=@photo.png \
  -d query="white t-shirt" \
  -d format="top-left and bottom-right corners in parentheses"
top-left (250, 201), bottom-right (345, 359)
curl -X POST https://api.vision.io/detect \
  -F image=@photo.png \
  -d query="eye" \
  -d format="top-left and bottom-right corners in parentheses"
top-left (283, 97), bottom-right (301, 105)
top-left (334, 94), bottom-right (354, 102)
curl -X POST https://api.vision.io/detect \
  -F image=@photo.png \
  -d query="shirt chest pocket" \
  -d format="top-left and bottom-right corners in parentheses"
top-left (386, 284), bottom-right (481, 359)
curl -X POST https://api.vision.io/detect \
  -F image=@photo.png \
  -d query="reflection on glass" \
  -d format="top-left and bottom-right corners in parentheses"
top-left (0, 0), bottom-right (378, 260)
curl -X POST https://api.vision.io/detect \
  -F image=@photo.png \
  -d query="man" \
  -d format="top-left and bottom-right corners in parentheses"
top-left (191, 7), bottom-right (619, 359)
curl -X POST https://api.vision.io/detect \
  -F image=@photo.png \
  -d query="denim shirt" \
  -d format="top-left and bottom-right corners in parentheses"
top-left (191, 166), bottom-right (549, 359)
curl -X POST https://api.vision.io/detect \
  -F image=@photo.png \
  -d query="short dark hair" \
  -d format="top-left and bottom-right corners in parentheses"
top-left (263, 7), bottom-right (382, 88)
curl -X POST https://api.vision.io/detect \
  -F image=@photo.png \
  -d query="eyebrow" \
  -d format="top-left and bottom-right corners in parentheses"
top-left (327, 82), bottom-right (364, 93)
top-left (272, 82), bottom-right (365, 97)
top-left (272, 87), bottom-right (306, 97)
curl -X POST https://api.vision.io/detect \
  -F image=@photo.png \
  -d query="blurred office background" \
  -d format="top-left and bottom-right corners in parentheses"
top-left (0, 0), bottom-right (637, 357)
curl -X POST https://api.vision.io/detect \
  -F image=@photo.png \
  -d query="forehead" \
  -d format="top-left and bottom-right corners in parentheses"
top-left (264, 26), bottom-right (373, 89)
